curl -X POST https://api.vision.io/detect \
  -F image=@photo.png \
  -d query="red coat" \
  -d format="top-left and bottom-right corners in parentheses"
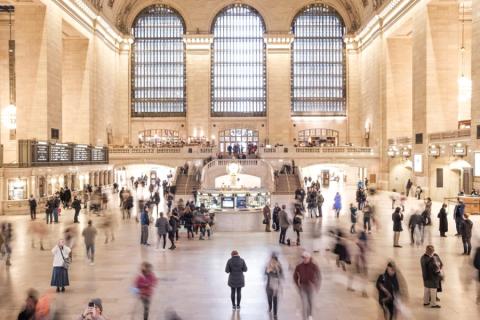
top-left (135, 272), bottom-right (157, 298)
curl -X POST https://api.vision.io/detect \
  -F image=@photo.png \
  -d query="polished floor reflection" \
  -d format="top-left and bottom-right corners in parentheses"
top-left (0, 186), bottom-right (479, 319)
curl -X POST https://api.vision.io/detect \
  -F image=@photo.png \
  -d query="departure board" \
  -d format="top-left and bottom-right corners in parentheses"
top-left (91, 148), bottom-right (106, 162)
top-left (49, 144), bottom-right (71, 162)
top-left (73, 145), bottom-right (90, 162)
top-left (35, 144), bottom-right (49, 162)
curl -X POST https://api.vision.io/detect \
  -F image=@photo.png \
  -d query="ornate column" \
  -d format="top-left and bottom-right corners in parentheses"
top-left (264, 33), bottom-right (294, 145)
top-left (184, 34), bottom-right (213, 140)
top-left (472, 0), bottom-right (480, 190)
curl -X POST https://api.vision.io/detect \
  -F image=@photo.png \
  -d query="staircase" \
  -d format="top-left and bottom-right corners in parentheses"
top-left (274, 173), bottom-right (302, 195)
top-left (174, 174), bottom-right (201, 195)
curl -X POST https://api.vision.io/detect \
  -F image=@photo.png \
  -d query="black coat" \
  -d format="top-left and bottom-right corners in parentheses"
top-left (420, 254), bottom-right (443, 288)
top-left (225, 256), bottom-right (247, 288)
top-left (437, 208), bottom-right (448, 233)
top-left (392, 211), bottom-right (403, 232)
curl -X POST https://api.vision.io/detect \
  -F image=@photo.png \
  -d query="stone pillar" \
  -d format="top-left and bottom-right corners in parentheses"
top-left (472, 0), bottom-right (480, 189)
top-left (115, 45), bottom-right (130, 145)
top-left (16, 3), bottom-right (63, 141)
top-left (412, 1), bottom-right (459, 190)
top-left (265, 34), bottom-right (293, 145)
top-left (184, 35), bottom-right (213, 140)
top-left (62, 38), bottom-right (90, 144)
top-left (346, 39), bottom-right (361, 146)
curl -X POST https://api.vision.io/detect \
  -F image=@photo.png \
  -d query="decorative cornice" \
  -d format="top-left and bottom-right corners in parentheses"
top-left (183, 34), bottom-right (213, 52)
top-left (264, 33), bottom-right (294, 50)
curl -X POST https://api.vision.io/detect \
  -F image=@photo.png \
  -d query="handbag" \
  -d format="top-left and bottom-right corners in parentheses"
top-left (59, 247), bottom-right (71, 270)
top-left (262, 219), bottom-right (267, 224)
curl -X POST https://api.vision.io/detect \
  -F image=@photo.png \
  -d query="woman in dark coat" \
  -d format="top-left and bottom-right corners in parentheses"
top-left (225, 250), bottom-right (248, 310)
top-left (376, 262), bottom-right (400, 320)
top-left (437, 204), bottom-right (448, 237)
top-left (392, 207), bottom-right (403, 247)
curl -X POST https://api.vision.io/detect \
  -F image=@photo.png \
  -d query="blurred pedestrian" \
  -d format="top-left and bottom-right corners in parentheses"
top-left (168, 214), bottom-right (178, 250)
top-left (29, 220), bottom-right (48, 250)
top-left (82, 220), bottom-right (97, 265)
top-left (265, 253), bottom-right (283, 318)
top-left (392, 207), bottom-right (403, 247)
top-left (155, 212), bottom-right (169, 250)
top-left (333, 192), bottom-right (342, 218)
top-left (17, 288), bottom-right (39, 320)
top-left (474, 246), bottom-right (480, 304)
top-left (350, 203), bottom-right (358, 234)
top-left (0, 222), bottom-right (13, 266)
top-left (225, 250), bottom-right (248, 310)
top-left (293, 251), bottom-right (321, 320)
top-left (376, 262), bottom-right (400, 320)
top-left (134, 262), bottom-right (157, 320)
top-left (362, 202), bottom-right (372, 233)
top-left (278, 205), bottom-right (290, 245)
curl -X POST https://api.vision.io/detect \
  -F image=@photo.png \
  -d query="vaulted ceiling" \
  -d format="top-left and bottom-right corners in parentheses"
top-left (86, 0), bottom-right (390, 34)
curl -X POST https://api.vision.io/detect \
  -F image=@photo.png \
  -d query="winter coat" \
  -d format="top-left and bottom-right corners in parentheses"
top-left (293, 213), bottom-right (303, 232)
top-left (155, 217), bottom-right (169, 235)
top-left (392, 211), bottom-right (403, 232)
top-left (135, 272), bottom-right (157, 299)
top-left (279, 210), bottom-right (290, 229)
top-left (225, 256), bottom-right (248, 288)
top-left (437, 208), bottom-right (448, 233)
top-left (420, 253), bottom-right (443, 288)
top-left (460, 219), bottom-right (473, 239)
top-left (350, 207), bottom-right (357, 223)
top-left (333, 194), bottom-right (342, 210)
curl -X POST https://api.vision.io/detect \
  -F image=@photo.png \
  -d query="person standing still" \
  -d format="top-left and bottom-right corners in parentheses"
top-left (420, 245), bottom-right (443, 308)
top-left (155, 212), bottom-right (169, 250)
top-left (140, 208), bottom-right (150, 245)
top-left (263, 204), bottom-right (271, 232)
top-left (293, 252), bottom-right (321, 320)
top-left (45, 198), bottom-right (54, 225)
top-left (134, 262), bottom-right (157, 320)
top-left (72, 196), bottom-right (82, 224)
top-left (363, 202), bottom-right (372, 233)
top-left (392, 207), bottom-right (403, 247)
top-left (81, 220), bottom-right (97, 265)
top-left (460, 213), bottom-right (473, 255)
top-left (28, 195), bottom-right (37, 220)
top-left (225, 250), bottom-right (248, 310)
top-left (437, 204), bottom-right (448, 237)
top-left (316, 191), bottom-right (324, 218)
top-left (333, 192), bottom-right (342, 218)
top-left (278, 205), bottom-right (290, 245)
top-left (454, 198), bottom-right (465, 236)
top-left (50, 239), bottom-right (71, 292)
top-left (350, 203), bottom-right (358, 234)
top-left (405, 179), bottom-right (412, 197)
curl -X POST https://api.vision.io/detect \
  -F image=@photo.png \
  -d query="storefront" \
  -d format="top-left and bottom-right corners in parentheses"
top-left (198, 189), bottom-right (269, 211)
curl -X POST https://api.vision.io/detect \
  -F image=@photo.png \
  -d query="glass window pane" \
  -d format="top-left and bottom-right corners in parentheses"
top-left (291, 5), bottom-right (346, 115)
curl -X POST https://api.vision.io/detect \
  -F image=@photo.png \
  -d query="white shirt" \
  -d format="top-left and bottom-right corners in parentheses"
top-left (51, 245), bottom-right (71, 267)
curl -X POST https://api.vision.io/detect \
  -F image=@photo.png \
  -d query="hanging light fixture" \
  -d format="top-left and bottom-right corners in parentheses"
top-left (458, 1), bottom-right (471, 103)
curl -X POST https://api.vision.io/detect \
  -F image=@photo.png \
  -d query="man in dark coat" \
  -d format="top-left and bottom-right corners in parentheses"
top-left (376, 262), bottom-right (400, 320)
top-left (72, 196), bottom-right (82, 223)
top-left (454, 198), bottom-right (465, 236)
top-left (28, 195), bottom-right (37, 220)
top-left (405, 179), bottom-right (413, 197)
top-left (278, 205), bottom-right (290, 244)
top-left (420, 245), bottom-right (443, 308)
top-left (460, 213), bottom-right (473, 255)
top-left (272, 204), bottom-right (281, 231)
top-left (474, 246), bottom-right (480, 304)
top-left (437, 204), bottom-right (448, 237)
top-left (225, 250), bottom-right (247, 310)
top-left (263, 205), bottom-right (271, 232)
top-left (392, 207), bottom-right (403, 247)
top-left (408, 211), bottom-right (424, 245)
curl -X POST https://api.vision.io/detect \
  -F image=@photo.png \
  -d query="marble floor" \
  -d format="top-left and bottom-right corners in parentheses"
top-left (0, 186), bottom-right (479, 320)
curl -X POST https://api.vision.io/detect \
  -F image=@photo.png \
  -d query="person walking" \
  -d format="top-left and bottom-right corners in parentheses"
top-left (168, 214), bottom-right (177, 250)
top-left (424, 198), bottom-right (432, 225)
top-left (225, 250), bottom-right (248, 310)
top-left (134, 262), bottom-right (157, 320)
top-left (28, 195), bottom-right (37, 220)
top-left (363, 202), bottom-right (372, 233)
top-left (376, 262), bottom-right (400, 320)
top-left (72, 196), bottom-right (82, 224)
top-left (405, 179), bottom-right (412, 197)
top-left (183, 208), bottom-right (194, 239)
top-left (437, 204), bottom-right (448, 237)
top-left (460, 213), bottom-right (473, 255)
top-left (408, 210), bottom-right (425, 246)
top-left (392, 207), bottom-right (403, 247)
top-left (51, 239), bottom-right (71, 292)
top-left (293, 251), bottom-right (321, 320)
top-left (420, 245), bottom-right (443, 308)
top-left (350, 203), bottom-right (358, 234)
top-left (155, 213), bottom-right (169, 250)
top-left (17, 288), bottom-right (39, 320)
top-left (1, 223), bottom-right (13, 266)
top-left (316, 191), bottom-right (324, 218)
top-left (333, 192), bottom-right (342, 218)
top-left (265, 253), bottom-right (283, 318)
top-left (81, 220), bottom-right (97, 265)
top-left (278, 205), bottom-right (290, 245)
top-left (140, 208), bottom-right (150, 246)
top-left (474, 246), bottom-right (480, 304)
top-left (293, 208), bottom-right (303, 246)
top-left (263, 204), bottom-right (271, 232)
top-left (272, 204), bottom-right (280, 232)
top-left (454, 198), bottom-right (465, 236)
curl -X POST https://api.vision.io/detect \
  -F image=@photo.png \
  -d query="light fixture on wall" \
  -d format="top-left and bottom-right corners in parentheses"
top-left (458, 1), bottom-right (471, 103)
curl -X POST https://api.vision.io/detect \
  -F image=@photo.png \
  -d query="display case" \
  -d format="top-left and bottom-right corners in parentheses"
top-left (8, 178), bottom-right (27, 200)
top-left (198, 189), bottom-right (269, 210)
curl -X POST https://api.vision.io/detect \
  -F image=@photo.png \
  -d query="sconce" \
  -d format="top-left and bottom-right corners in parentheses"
top-left (428, 145), bottom-right (440, 158)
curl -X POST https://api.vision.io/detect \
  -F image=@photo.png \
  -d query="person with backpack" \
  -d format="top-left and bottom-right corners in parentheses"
top-left (265, 253), bottom-right (283, 318)
top-left (350, 203), bottom-right (358, 234)
top-left (376, 262), bottom-right (400, 320)
top-left (72, 196), bottom-right (82, 224)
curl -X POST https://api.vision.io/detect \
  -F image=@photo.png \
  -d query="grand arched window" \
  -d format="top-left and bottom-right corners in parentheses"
top-left (211, 4), bottom-right (266, 117)
top-left (291, 4), bottom-right (346, 115)
top-left (131, 5), bottom-right (186, 116)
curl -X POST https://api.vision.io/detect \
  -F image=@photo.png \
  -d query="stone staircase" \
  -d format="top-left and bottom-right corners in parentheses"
top-left (174, 174), bottom-right (200, 195)
top-left (274, 173), bottom-right (301, 195)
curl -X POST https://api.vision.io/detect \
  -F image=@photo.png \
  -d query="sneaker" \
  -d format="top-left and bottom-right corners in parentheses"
top-left (430, 305), bottom-right (441, 308)
top-left (232, 306), bottom-right (236, 310)
top-left (236, 305), bottom-right (240, 310)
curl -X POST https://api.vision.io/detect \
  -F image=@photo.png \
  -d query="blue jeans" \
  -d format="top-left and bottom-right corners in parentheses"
top-left (53, 208), bottom-right (59, 223)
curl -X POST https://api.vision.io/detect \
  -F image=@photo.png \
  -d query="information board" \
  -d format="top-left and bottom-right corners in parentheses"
top-left (35, 144), bottom-right (49, 162)
top-left (49, 144), bottom-right (71, 162)
top-left (91, 148), bottom-right (106, 162)
top-left (73, 145), bottom-right (90, 162)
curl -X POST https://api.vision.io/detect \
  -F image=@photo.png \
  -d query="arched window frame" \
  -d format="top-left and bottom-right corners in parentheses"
top-left (131, 5), bottom-right (186, 117)
top-left (291, 4), bottom-right (346, 116)
top-left (210, 4), bottom-right (267, 117)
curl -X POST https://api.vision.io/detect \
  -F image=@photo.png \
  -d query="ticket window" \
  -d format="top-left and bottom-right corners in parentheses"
top-left (321, 170), bottom-right (330, 187)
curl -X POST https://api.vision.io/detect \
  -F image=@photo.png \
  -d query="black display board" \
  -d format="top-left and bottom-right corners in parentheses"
top-left (73, 145), bottom-right (90, 162)
top-left (34, 143), bottom-right (49, 162)
top-left (49, 144), bottom-right (71, 162)
top-left (91, 148), bottom-right (106, 162)
top-left (29, 141), bottom-right (108, 166)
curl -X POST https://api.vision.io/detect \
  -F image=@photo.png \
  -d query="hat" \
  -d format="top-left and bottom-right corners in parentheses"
top-left (302, 251), bottom-right (311, 259)
top-left (90, 298), bottom-right (103, 312)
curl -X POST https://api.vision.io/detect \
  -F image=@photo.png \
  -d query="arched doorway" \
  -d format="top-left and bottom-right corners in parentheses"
top-left (219, 128), bottom-right (259, 153)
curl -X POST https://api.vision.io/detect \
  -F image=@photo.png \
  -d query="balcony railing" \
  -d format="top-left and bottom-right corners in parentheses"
top-left (428, 129), bottom-right (471, 142)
